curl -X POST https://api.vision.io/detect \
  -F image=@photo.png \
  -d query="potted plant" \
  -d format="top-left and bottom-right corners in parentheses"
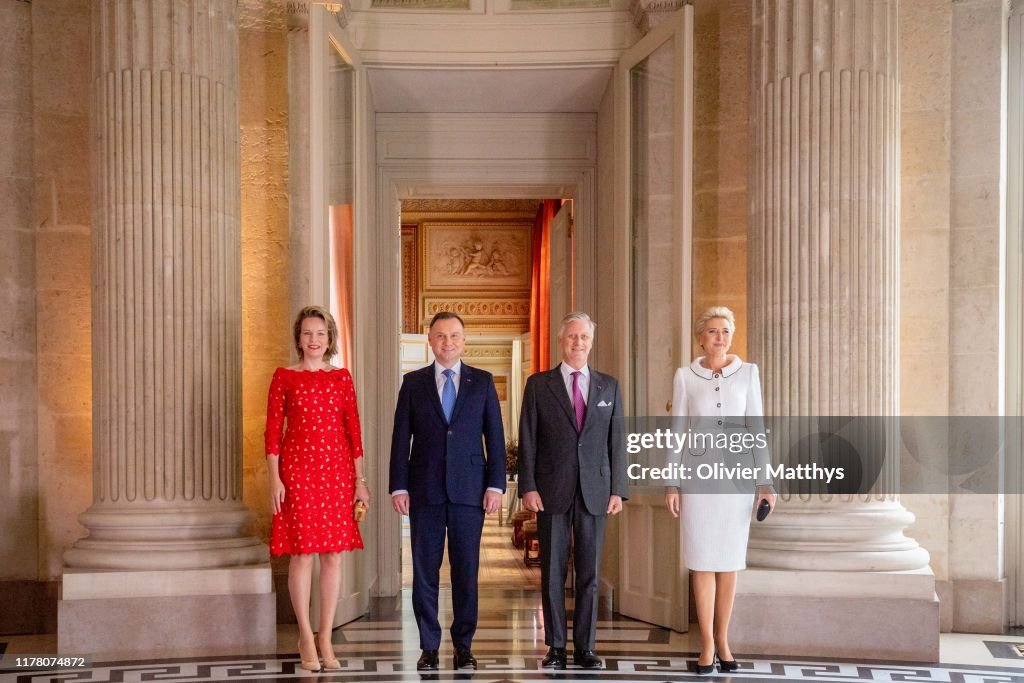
top-left (505, 439), bottom-right (518, 481)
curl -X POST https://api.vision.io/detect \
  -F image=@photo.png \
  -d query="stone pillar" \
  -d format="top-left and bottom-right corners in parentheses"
top-left (59, 0), bottom-right (274, 658)
top-left (735, 0), bottom-right (939, 661)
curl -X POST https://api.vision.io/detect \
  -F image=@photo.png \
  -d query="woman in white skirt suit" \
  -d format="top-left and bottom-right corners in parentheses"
top-left (664, 307), bottom-right (776, 674)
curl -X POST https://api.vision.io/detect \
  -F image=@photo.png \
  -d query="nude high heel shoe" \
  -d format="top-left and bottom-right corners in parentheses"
top-left (297, 639), bottom-right (321, 672)
top-left (321, 650), bottom-right (342, 670)
top-left (319, 636), bottom-right (341, 671)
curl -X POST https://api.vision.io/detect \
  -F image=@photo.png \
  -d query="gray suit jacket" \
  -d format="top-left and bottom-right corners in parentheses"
top-left (517, 366), bottom-right (628, 516)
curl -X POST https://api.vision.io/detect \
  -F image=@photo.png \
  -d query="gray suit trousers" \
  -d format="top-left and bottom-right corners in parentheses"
top-left (537, 483), bottom-right (606, 650)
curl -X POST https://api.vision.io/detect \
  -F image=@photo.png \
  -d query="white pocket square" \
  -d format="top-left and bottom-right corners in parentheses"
top-left (597, 400), bottom-right (613, 407)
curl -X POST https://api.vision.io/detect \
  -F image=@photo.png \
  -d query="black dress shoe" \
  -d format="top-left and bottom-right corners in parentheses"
top-left (541, 647), bottom-right (567, 669)
top-left (717, 652), bottom-right (740, 673)
top-left (417, 649), bottom-right (439, 671)
top-left (694, 658), bottom-right (715, 675)
top-left (453, 647), bottom-right (477, 670)
top-left (572, 649), bottom-right (603, 669)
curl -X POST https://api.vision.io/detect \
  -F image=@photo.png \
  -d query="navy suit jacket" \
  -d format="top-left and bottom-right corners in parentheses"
top-left (389, 362), bottom-right (507, 507)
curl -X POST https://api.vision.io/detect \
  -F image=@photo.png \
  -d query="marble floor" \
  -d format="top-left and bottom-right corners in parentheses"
top-left (3, 517), bottom-right (1023, 682)
top-left (401, 511), bottom-right (542, 589)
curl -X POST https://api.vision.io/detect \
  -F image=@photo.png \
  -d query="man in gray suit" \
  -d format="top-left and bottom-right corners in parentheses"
top-left (517, 311), bottom-right (628, 670)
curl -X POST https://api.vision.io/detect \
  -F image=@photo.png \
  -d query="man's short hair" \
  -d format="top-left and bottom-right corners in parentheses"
top-left (557, 311), bottom-right (596, 338)
top-left (429, 311), bottom-right (466, 331)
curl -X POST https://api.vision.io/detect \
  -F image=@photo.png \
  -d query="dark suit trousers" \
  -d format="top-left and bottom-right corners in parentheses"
top-left (409, 502), bottom-right (485, 650)
top-left (537, 484), bottom-right (606, 650)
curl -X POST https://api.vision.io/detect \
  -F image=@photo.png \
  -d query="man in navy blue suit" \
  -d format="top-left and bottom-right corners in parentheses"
top-left (389, 312), bottom-right (507, 671)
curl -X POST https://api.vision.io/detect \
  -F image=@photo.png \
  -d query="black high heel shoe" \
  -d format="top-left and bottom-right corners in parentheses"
top-left (694, 653), bottom-right (716, 675)
top-left (716, 650), bottom-right (740, 673)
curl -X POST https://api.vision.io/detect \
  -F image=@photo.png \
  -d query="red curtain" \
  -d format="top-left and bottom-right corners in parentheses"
top-left (329, 203), bottom-right (354, 369)
top-left (529, 200), bottom-right (558, 374)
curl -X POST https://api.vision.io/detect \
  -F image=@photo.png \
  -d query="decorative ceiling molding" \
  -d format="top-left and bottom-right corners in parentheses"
top-left (630, 0), bottom-right (684, 33)
top-left (511, 0), bottom-right (610, 9)
top-left (402, 198), bottom-right (541, 213)
top-left (346, 15), bottom-right (638, 67)
top-left (371, 0), bottom-right (471, 9)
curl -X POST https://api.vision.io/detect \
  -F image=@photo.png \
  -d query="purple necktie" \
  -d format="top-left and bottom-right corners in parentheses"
top-left (571, 371), bottom-right (586, 432)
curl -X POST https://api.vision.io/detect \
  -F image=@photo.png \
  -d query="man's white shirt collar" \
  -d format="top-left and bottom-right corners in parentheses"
top-left (435, 360), bottom-right (462, 381)
top-left (559, 361), bottom-right (590, 405)
top-left (559, 361), bottom-right (589, 381)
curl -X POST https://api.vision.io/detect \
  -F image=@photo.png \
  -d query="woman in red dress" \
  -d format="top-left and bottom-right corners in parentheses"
top-left (264, 305), bottom-right (370, 672)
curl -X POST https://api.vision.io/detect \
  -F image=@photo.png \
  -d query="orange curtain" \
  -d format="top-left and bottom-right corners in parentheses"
top-left (329, 204), bottom-right (354, 369)
top-left (529, 200), bottom-right (558, 374)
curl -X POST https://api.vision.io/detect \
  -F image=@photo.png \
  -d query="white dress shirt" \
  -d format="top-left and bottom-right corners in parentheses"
top-left (434, 360), bottom-right (462, 399)
top-left (559, 362), bottom-right (590, 405)
top-left (392, 359), bottom-right (501, 497)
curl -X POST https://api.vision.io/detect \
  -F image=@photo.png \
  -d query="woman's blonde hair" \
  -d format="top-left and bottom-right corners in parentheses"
top-left (694, 306), bottom-right (736, 338)
top-left (293, 305), bottom-right (339, 361)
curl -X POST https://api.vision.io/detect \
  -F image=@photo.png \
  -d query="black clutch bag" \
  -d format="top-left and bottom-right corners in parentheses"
top-left (755, 498), bottom-right (771, 522)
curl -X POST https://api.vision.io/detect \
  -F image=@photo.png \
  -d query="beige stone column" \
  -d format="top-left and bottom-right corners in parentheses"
top-left (734, 0), bottom-right (939, 661)
top-left (59, 0), bottom-right (273, 658)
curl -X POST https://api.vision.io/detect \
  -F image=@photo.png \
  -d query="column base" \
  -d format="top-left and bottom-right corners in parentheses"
top-left (730, 568), bottom-right (939, 662)
top-left (58, 566), bottom-right (276, 660)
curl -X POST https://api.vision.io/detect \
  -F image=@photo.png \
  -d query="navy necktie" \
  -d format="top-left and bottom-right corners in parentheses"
top-left (441, 368), bottom-right (456, 423)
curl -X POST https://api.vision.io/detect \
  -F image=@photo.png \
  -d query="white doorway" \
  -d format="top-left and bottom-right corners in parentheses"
top-left (372, 169), bottom-right (600, 598)
top-left (393, 196), bottom-right (575, 592)
top-left (306, 6), bottom-right (696, 632)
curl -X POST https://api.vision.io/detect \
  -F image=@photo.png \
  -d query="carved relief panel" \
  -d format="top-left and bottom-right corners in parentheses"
top-left (422, 222), bottom-right (532, 290)
top-left (400, 207), bottom-right (535, 335)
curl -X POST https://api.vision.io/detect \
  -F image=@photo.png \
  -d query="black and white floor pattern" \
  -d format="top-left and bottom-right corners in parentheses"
top-left (3, 589), bottom-right (1023, 683)
top-left (6, 652), bottom-right (1024, 683)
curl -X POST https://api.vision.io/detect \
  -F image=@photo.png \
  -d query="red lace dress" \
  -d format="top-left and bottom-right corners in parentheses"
top-left (264, 368), bottom-right (365, 556)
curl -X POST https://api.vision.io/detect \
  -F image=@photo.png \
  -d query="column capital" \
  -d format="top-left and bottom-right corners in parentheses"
top-left (630, 0), bottom-right (686, 33)
top-left (286, 0), bottom-right (351, 30)
top-left (287, 0), bottom-right (312, 30)
top-left (328, 2), bottom-right (352, 28)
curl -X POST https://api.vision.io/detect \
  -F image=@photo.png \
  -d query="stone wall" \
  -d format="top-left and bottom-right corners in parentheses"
top-left (238, 0), bottom-right (293, 576)
top-left (0, 0), bottom-right (93, 634)
top-left (898, 0), bottom-right (1006, 634)
top-left (899, 0), bottom-right (954, 631)
top-left (692, 0), bottom-right (750, 358)
top-left (32, 0), bottom-right (93, 587)
top-left (945, 0), bottom-right (1006, 633)
top-left (0, 0), bottom-right (40, 634)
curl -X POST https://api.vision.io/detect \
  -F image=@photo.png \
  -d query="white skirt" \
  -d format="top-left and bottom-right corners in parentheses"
top-left (679, 493), bottom-right (754, 572)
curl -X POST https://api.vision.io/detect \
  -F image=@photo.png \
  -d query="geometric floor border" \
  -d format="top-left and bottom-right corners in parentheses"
top-left (7, 653), bottom-right (1024, 683)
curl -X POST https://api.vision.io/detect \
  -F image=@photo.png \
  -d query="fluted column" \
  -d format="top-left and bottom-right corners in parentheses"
top-left (65, 0), bottom-right (266, 571)
top-left (745, 0), bottom-right (928, 573)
